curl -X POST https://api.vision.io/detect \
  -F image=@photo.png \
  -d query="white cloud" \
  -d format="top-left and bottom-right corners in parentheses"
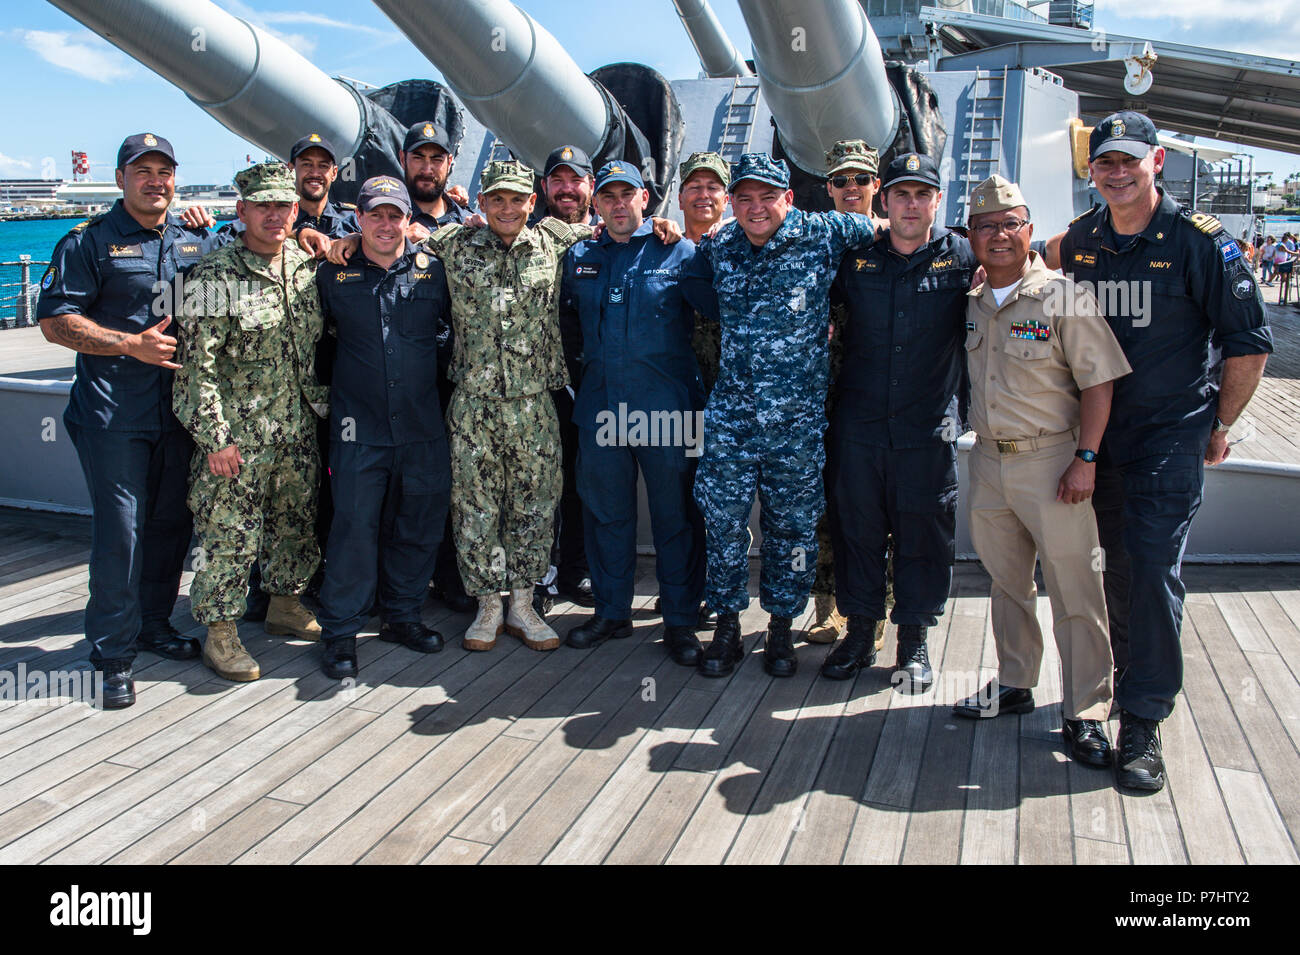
top-left (258, 11), bottom-right (399, 41)
top-left (0, 152), bottom-right (33, 176)
top-left (1094, 0), bottom-right (1293, 21)
top-left (21, 29), bottom-right (134, 83)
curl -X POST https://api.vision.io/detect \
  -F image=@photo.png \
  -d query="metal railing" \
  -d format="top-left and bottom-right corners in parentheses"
top-left (0, 258), bottom-right (49, 330)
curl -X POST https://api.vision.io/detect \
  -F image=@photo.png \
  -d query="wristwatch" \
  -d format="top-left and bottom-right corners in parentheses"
top-left (1075, 448), bottom-right (1097, 463)
top-left (1213, 416), bottom-right (1232, 433)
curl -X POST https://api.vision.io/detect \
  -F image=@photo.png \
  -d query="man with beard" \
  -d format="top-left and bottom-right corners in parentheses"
top-left (400, 122), bottom-right (472, 239)
top-left (532, 144), bottom-right (598, 609)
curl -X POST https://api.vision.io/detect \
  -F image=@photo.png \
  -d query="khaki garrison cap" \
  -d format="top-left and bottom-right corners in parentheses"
top-left (967, 174), bottom-right (1029, 218)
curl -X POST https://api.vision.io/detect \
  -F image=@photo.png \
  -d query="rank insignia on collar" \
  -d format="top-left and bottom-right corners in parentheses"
top-left (415, 252), bottom-right (429, 269)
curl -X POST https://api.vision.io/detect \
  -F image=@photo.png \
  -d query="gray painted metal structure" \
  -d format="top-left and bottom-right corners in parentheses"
top-left (672, 0), bottom-right (753, 78)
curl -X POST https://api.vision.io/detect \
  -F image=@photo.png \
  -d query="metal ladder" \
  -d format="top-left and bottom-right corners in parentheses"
top-left (955, 68), bottom-right (1007, 222)
top-left (716, 76), bottom-right (761, 164)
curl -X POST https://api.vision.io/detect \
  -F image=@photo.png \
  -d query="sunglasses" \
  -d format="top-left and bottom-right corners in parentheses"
top-left (830, 173), bottom-right (876, 189)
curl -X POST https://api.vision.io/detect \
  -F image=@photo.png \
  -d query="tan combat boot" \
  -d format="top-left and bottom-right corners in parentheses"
top-left (805, 593), bottom-right (847, 644)
top-left (505, 588), bottom-right (559, 651)
top-left (264, 594), bottom-right (322, 641)
top-left (203, 620), bottom-right (261, 682)
top-left (463, 595), bottom-right (505, 651)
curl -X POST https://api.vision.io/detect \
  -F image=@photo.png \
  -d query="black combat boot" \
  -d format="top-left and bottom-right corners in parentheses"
top-left (321, 636), bottom-right (358, 680)
top-left (664, 625), bottom-right (703, 667)
top-left (893, 624), bottom-right (934, 693)
top-left (699, 611), bottom-right (744, 678)
top-left (763, 615), bottom-right (797, 677)
top-left (820, 614), bottom-right (878, 680)
top-left (98, 660), bottom-right (136, 710)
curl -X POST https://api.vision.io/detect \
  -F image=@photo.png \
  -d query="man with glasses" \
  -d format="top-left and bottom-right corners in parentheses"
top-left (955, 176), bottom-right (1131, 769)
top-left (821, 153), bottom-right (975, 692)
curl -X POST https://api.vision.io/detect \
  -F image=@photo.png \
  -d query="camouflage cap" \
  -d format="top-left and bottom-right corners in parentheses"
top-left (234, 162), bottom-right (297, 202)
top-left (825, 139), bottom-right (879, 177)
top-left (479, 159), bottom-right (535, 196)
top-left (967, 174), bottom-right (1029, 218)
top-left (678, 151), bottom-right (730, 188)
top-left (728, 152), bottom-right (789, 193)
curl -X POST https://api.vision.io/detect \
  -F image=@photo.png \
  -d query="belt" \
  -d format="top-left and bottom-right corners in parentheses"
top-left (978, 429), bottom-right (1077, 455)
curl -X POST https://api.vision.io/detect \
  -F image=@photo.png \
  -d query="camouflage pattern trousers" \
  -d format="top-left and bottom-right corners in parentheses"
top-left (448, 389), bottom-right (561, 596)
top-left (695, 421), bottom-right (825, 619)
top-left (188, 435), bottom-right (320, 624)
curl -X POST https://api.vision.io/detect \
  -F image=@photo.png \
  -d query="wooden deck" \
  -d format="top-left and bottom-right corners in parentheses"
top-left (1, 507), bottom-right (1297, 865)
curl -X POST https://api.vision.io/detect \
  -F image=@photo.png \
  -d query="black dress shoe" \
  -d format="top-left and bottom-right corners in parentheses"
top-left (321, 637), bottom-right (358, 680)
top-left (433, 579), bottom-right (477, 614)
top-left (137, 622), bottom-right (201, 660)
top-left (1116, 711), bottom-right (1165, 791)
top-left (893, 624), bottom-right (934, 693)
top-left (763, 615), bottom-right (797, 677)
top-left (566, 616), bottom-right (633, 649)
top-left (664, 625), bottom-right (702, 666)
top-left (98, 661), bottom-right (135, 710)
top-left (953, 681), bottom-right (1034, 718)
top-left (1063, 718), bottom-right (1112, 768)
top-left (558, 577), bottom-right (596, 608)
top-left (379, 621), bottom-right (444, 653)
top-left (699, 612), bottom-right (744, 678)
top-left (821, 614), bottom-right (878, 680)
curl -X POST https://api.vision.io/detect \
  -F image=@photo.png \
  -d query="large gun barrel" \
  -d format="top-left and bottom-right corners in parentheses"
top-left (672, 0), bottom-right (752, 78)
top-left (737, 0), bottom-right (899, 175)
top-left (369, 0), bottom-right (612, 171)
top-left (46, 0), bottom-right (368, 161)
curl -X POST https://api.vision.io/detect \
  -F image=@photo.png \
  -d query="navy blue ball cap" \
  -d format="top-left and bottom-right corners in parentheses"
top-left (117, 133), bottom-right (177, 170)
top-left (728, 153), bottom-right (789, 193)
top-left (289, 133), bottom-right (338, 164)
top-left (357, 175), bottom-right (411, 215)
top-left (881, 152), bottom-right (941, 191)
top-left (544, 145), bottom-right (594, 178)
top-left (594, 160), bottom-right (644, 193)
top-left (403, 122), bottom-right (453, 156)
top-left (1089, 111), bottom-right (1159, 161)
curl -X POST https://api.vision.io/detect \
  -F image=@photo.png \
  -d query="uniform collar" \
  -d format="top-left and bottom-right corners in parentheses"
top-left (232, 237), bottom-right (307, 280)
top-left (722, 206), bottom-right (806, 254)
top-left (108, 198), bottom-right (180, 237)
top-left (471, 222), bottom-right (538, 251)
top-left (969, 250), bottom-right (1052, 308)
top-left (1097, 187), bottom-right (1178, 249)
top-left (596, 217), bottom-right (654, 248)
top-left (880, 223), bottom-right (951, 262)
top-left (356, 240), bottom-right (418, 274)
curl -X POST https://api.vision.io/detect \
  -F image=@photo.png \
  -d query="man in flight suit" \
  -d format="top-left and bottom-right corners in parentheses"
top-left (559, 161), bottom-right (717, 666)
top-left (36, 132), bottom-right (212, 708)
top-left (314, 176), bottom-right (452, 679)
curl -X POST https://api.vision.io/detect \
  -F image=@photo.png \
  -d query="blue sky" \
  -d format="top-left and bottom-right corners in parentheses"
top-left (3, 0), bottom-right (1298, 185)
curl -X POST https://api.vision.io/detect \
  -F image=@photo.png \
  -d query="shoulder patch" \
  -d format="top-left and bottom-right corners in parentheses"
top-left (336, 201), bottom-right (356, 211)
top-left (1186, 211), bottom-right (1224, 236)
top-left (70, 213), bottom-right (108, 235)
top-left (40, 265), bottom-right (57, 290)
top-left (537, 216), bottom-right (574, 242)
top-left (1068, 203), bottom-right (1100, 227)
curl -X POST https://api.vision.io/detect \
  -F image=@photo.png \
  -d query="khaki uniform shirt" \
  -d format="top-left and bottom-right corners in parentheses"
top-left (173, 240), bottom-right (326, 453)
top-left (422, 218), bottom-right (592, 400)
top-left (965, 251), bottom-right (1131, 441)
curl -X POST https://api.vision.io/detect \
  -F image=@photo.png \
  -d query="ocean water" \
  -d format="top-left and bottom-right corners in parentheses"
top-left (0, 218), bottom-right (84, 265)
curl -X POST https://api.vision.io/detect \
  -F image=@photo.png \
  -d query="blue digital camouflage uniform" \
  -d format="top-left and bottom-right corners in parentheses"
top-left (684, 183), bottom-right (874, 618)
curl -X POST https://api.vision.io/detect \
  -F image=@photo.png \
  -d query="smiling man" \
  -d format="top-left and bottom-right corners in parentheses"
top-left (1060, 111), bottom-right (1272, 792)
top-left (956, 175), bottom-right (1131, 770)
top-left (684, 152), bottom-right (875, 680)
top-left (822, 153), bottom-right (976, 692)
top-left (173, 162), bottom-right (329, 683)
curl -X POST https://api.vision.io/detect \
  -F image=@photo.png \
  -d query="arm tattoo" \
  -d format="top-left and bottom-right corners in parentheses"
top-left (42, 314), bottom-right (131, 356)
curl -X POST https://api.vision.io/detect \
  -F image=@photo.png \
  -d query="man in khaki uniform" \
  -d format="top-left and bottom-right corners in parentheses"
top-left (954, 175), bottom-right (1131, 769)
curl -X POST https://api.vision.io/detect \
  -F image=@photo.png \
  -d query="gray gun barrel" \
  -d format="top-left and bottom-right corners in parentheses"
top-left (370, 0), bottom-right (611, 171)
top-left (738, 0), bottom-right (899, 174)
top-left (46, 0), bottom-right (367, 161)
top-left (672, 0), bottom-right (753, 78)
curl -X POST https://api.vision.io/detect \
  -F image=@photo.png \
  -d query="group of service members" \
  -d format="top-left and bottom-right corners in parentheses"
top-left (36, 109), bottom-right (1271, 796)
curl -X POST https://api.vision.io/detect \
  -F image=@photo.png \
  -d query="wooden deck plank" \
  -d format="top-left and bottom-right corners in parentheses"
top-left (1179, 603), bottom-right (1259, 772)
top-left (169, 797), bottom-right (302, 865)
top-left (1162, 698), bottom-right (1245, 865)
top-left (960, 713), bottom-right (1020, 865)
top-left (1213, 767), bottom-right (1300, 864)
top-left (1075, 836), bottom-right (1131, 865)
top-left (1017, 739), bottom-right (1074, 865)
top-left (603, 770), bottom-right (714, 865)
top-left (421, 837), bottom-right (492, 865)
top-left (1122, 785), bottom-right (1190, 865)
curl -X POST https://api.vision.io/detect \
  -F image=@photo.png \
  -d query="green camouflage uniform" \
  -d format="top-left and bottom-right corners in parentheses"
top-left (172, 163), bottom-right (327, 624)
top-left (422, 160), bottom-right (591, 596)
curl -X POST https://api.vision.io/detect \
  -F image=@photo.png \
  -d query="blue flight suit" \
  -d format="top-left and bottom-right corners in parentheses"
top-left (828, 227), bottom-right (975, 627)
top-left (35, 199), bottom-right (213, 667)
top-left (683, 208), bottom-right (875, 617)
top-left (314, 243), bottom-right (452, 641)
top-left (559, 220), bottom-right (716, 625)
top-left (1061, 190), bottom-right (1272, 720)
top-left (211, 198), bottom-right (359, 248)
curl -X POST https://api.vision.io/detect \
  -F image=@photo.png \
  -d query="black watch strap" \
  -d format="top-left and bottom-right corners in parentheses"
top-left (1075, 448), bottom-right (1097, 463)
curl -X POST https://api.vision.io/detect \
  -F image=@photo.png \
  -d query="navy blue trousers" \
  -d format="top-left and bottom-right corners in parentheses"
top-left (827, 435), bottom-right (957, 627)
top-left (1094, 453), bottom-right (1204, 720)
top-left (577, 428), bottom-right (704, 626)
top-left (66, 421), bottom-right (193, 666)
top-left (318, 441), bottom-right (450, 641)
